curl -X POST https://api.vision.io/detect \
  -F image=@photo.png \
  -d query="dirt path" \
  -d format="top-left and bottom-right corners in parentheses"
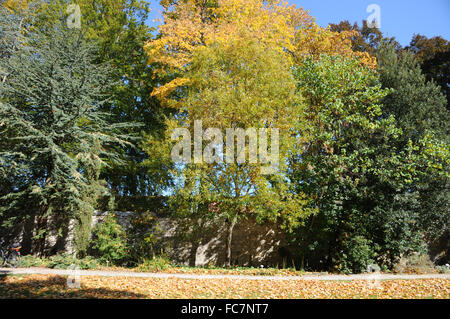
top-left (1, 267), bottom-right (449, 281)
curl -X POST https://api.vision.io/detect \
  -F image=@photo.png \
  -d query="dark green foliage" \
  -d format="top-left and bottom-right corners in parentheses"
top-left (34, 0), bottom-right (173, 197)
top-left (290, 55), bottom-right (448, 272)
top-left (406, 34), bottom-right (450, 108)
top-left (90, 211), bottom-right (164, 266)
top-left (0, 7), bottom-right (134, 255)
top-left (326, 21), bottom-right (449, 271)
top-left (337, 236), bottom-right (375, 274)
top-left (377, 43), bottom-right (449, 143)
top-left (91, 214), bottom-right (129, 265)
top-left (20, 253), bottom-right (100, 269)
top-left (376, 43), bottom-right (450, 252)
top-left (331, 20), bottom-right (449, 109)
top-left (96, 195), bottom-right (168, 214)
top-left (46, 253), bottom-right (101, 269)
top-left (73, 208), bottom-right (93, 257)
top-left (77, 0), bottom-right (172, 197)
top-left (127, 210), bottom-right (158, 264)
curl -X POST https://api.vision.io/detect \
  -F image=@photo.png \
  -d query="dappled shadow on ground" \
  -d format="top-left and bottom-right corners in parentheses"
top-left (0, 274), bottom-right (146, 299)
top-left (0, 273), bottom-right (448, 299)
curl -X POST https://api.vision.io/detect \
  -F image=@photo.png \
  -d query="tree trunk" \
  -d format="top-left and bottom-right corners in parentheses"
top-left (35, 205), bottom-right (49, 257)
top-left (21, 210), bottom-right (36, 255)
top-left (225, 216), bottom-right (238, 267)
top-left (53, 215), bottom-right (70, 255)
top-left (189, 241), bottom-right (200, 267)
top-left (35, 169), bottom-right (53, 257)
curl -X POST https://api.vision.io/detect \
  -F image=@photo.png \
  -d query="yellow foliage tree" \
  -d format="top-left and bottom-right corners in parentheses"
top-left (143, 0), bottom-right (376, 266)
top-left (145, 37), bottom-right (315, 266)
top-left (145, 0), bottom-right (376, 104)
top-left (2, 0), bottom-right (29, 12)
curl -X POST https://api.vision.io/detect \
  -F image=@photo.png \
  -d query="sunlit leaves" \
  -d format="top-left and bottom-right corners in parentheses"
top-left (145, 0), bottom-right (375, 104)
top-left (1, 274), bottom-right (448, 299)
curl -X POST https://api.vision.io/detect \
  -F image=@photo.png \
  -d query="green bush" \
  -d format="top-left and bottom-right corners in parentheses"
top-left (91, 214), bottom-right (129, 265)
top-left (127, 210), bottom-right (158, 264)
top-left (336, 236), bottom-right (375, 274)
top-left (20, 255), bottom-right (49, 268)
top-left (436, 265), bottom-right (449, 274)
top-left (137, 255), bottom-right (172, 272)
top-left (20, 254), bottom-right (100, 269)
top-left (47, 253), bottom-right (100, 269)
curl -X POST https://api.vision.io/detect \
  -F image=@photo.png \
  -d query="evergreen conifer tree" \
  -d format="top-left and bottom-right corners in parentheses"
top-left (0, 7), bottom-right (134, 255)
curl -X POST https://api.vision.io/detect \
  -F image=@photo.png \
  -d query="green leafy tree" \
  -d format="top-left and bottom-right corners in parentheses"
top-left (406, 34), bottom-right (450, 108)
top-left (377, 43), bottom-right (448, 143)
top-left (290, 55), bottom-right (448, 272)
top-left (376, 43), bottom-right (450, 255)
top-left (2, 0), bottom-right (170, 255)
top-left (146, 38), bottom-right (315, 267)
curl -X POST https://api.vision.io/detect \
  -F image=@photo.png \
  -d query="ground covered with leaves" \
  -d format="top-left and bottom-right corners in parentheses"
top-left (132, 266), bottom-right (307, 276)
top-left (0, 274), bottom-right (448, 299)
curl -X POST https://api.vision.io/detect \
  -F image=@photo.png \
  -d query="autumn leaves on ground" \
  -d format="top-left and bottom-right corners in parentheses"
top-left (0, 275), bottom-right (448, 299)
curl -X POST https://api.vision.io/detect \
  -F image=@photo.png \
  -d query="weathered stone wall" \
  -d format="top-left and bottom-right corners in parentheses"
top-left (89, 211), bottom-right (288, 267)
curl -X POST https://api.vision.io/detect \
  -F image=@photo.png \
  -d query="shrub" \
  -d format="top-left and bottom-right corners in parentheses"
top-left (19, 255), bottom-right (49, 268)
top-left (18, 254), bottom-right (102, 269)
top-left (20, 254), bottom-right (100, 269)
top-left (336, 236), bottom-right (375, 274)
top-left (91, 214), bottom-right (129, 265)
top-left (127, 210), bottom-right (158, 264)
top-left (47, 253), bottom-right (100, 269)
top-left (393, 253), bottom-right (436, 274)
top-left (137, 255), bottom-right (172, 272)
top-left (436, 265), bottom-right (449, 274)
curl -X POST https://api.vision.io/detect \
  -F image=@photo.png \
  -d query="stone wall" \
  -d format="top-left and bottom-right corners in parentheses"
top-left (90, 211), bottom-right (289, 267)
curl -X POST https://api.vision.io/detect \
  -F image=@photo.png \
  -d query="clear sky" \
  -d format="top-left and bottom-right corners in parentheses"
top-left (146, 0), bottom-right (450, 46)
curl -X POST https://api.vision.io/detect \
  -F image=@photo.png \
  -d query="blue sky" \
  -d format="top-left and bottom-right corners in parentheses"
top-left (146, 0), bottom-right (450, 46)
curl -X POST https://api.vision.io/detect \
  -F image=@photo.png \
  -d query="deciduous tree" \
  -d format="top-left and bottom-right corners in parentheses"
top-left (145, 0), bottom-right (376, 106)
top-left (406, 34), bottom-right (450, 108)
top-left (290, 55), bottom-right (449, 272)
top-left (145, 37), bottom-right (315, 267)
